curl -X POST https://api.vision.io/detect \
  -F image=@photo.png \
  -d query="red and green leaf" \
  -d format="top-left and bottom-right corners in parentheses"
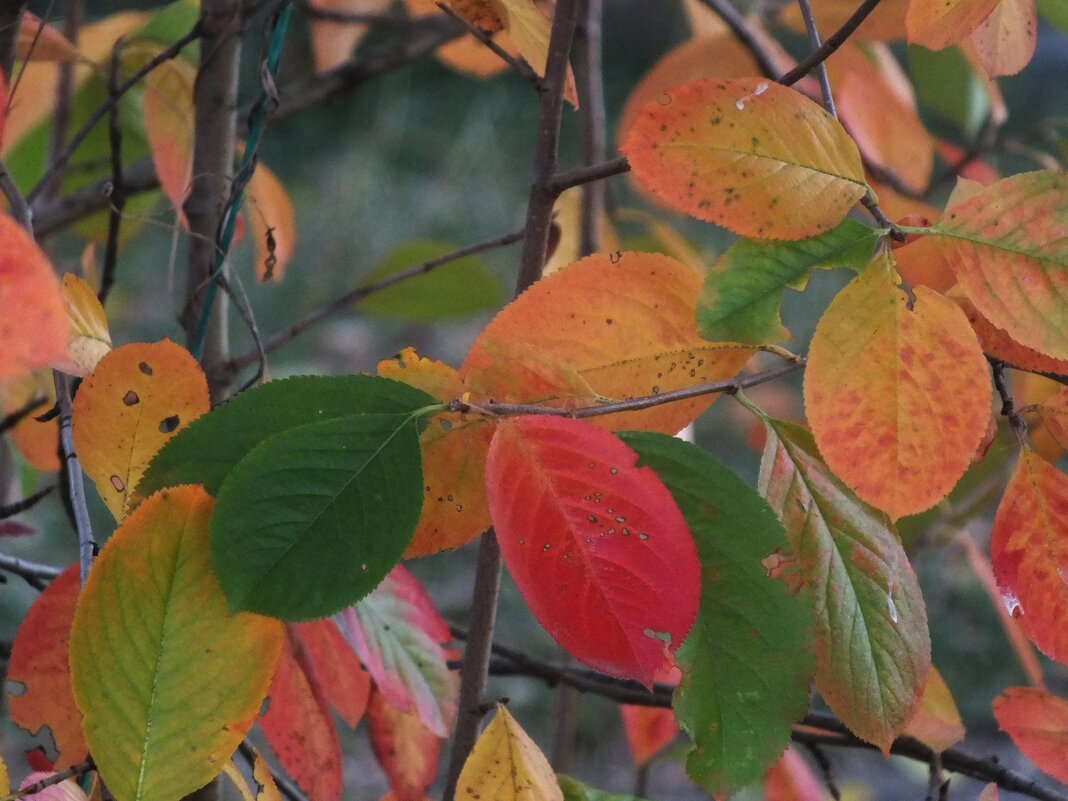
top-left (993, 687), bottom-right (1068, 783)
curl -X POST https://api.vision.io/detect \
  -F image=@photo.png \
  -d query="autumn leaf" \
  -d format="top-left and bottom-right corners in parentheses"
top-left (3, 370), bottom-right (59, 472)
top-left (246, 162), bottom-right (296, 282)
top-left (764, 749), bottom-right (823, 801)
top-left (779, 0), bottom-right (907, 41)
top-left (758, 417), bottom-right (930, 753)
top-left (619, 664), bottom-right (679, 768)
top-left (72, 340), bottom-right (210, 520)
top-left (455, 704), bottom-right (562, 801)
top-left (486, 417), bottom-right (700, 687)
top-left (69, 486), bottom-right (283, 801)
top-left (623, 432), bottom-right (814, 794)
top-left (622, 79), bottom-right (867, 240)
top-left (903, 666), bottom-right (966, 752)
top-left (928, 170), bottom-right (1068, 360)
top-left (6, 565), bottom-right (87, 769)
top-left (336, 566), bottom-right (457, 737)
top-left (989, 449), bottom-right (1068, 665)
top-left (16, 12), bottom-right (79, 62)
top-left (993, 687), bottom-right (1068, 783)
top-left (907, 0), bottom-right (1001, 49)
top-left (970, 0), bottom-right (1038, 76)
top-left (54, 274), bottom-right (111, 377)
top-left (805, 252), bottom-right (991, 519)
top-left (307, 0), bottom-right (391, 73)
top-left (289, 619), bottom-right (371, 728)
top-left (367, 689), bottom-right (441, 801)
top-left (135, 44), bottom-right (195, 216)
top-left (259, 631), bottom-right (342, 801)
top-left (0, 212), bottom-right (69, 381)
top-left (955, 295), bottom-right (1068, 375)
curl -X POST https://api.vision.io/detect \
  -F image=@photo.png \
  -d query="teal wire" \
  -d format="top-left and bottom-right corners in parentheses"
top-left (190, 1), bottom-right (294, 360)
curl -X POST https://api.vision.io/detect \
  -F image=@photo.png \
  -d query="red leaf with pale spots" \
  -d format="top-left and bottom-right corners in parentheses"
top-left (805, 252), bottom-right (990, 520)
top-left (994, 687), bottom-right (1068, 783)
top-left (990, 450), bottom-right (1068, 665)
top-left (486, 415), bottom-right (700, 687)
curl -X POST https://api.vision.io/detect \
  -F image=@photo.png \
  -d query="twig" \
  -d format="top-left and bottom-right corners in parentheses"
top-left (0, 157), bottom-right (33, 232)
top-left (54, 374), bottom-right (95, 586)
top-left (99, 37), bottom-right (128, 305)
top-left (550, 155), bottom-right (629, 196)
top-left (990, 358), bottom-right (1027, 439)
top-left (0, 552), bottom-right (63, 582)
top-left (0, 2), bottom-right (30, 81)
top-left (574, 0), bottom-right (606, 258)
top-left (228, 227), bottom-right (524, 373)
top-left (779, 0), bottom-right (885, 87)
top-left (0, 394), bottom-right (47, 435)
top-left (0, 758), bottom-right (95, 801)
top-left (926, 752), bottom-right (946, 801)
top-left (38, 0), bottom-right (84, 204)
top-left (0, 485), bottom-right (56, 519)
top-left (435, 2), bottom-right (542, 89)
top-left (695, 0), bottom-right (779, 79)
top-left (802, 741), bottom-right (842, 801)
top-left (26, 23), bottom-right (202, 205)
top-left (450, 358), bottom-right (803, 420)
top-left (795, 0), bottom-right (836, 117)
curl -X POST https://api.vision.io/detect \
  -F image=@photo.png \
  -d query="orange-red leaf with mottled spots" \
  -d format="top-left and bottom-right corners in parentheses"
top-left (6, 565), bottom-right (87, 769)
top-left (367, 690), bottom-right (440, 801)
top-left (72, 340), bottom-right (210, 520)
top-left (485, 416), bottom-right (699, 687)
top-left (907, 0), bottom-right (1000, 48)
top-left (930, 171), bottom-right (1068, 360)
top-left (621, 79), bottom-right (867, 240)
top-left (990, 450), bottom-right (1068, 665)
top-left (259, 631), bottom-right (342, 801)
top-left (993, 687), bottom-right (1068, 783)
top-left (0, 212), bottom-right (68, 381)
top-left (956, 296), bottom-right (1068, 375)
top-left (805, 252), bottom-right (991, 519)
top-left (289, 619), bottom-right (371, 729)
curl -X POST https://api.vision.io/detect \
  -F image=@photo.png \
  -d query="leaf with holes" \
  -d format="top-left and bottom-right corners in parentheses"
top-left (622, 79), bottom-right (867, 240)
top-left (929, 171), bottom-right (1068, 360)
top-left (138, 374), bottom-right (434, 499)
top-left (335, 566), bottom-right (457, 738)
top-left (758, 418), bottom-right (930, 752)
top-left (69, 486), bottom-right (283, 801)
top-left (697, 219), bottom-right (880, 345)
top-left (7, 565), bottom-right (87, 769)
top-left (72, 340), bottom-right (210, 520)
top-left (367, 689), bottom-right (441, 801)
top-left (0, 212), bottom-right (68, 381)
top-left (990, 449), bottom-right (1068, 665)
top-left (804, 253), bottom-right (991, 519)
top-left (622, 432), bottom-right (815, 794)
top-left (486, 417), bottom-right (699, 687)
top-left (456, 704), bottom-right (561, 801)
top-left (993, 687), bottom-right (1068, 783)
top-left (211, 412), bottom-right (425, 619)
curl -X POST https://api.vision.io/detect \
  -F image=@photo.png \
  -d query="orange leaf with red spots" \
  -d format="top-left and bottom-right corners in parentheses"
top-left (993, 687), bottom-right (1068, 783)
top-left (259, 631), bottom-right (342, 801)
top-left (0, 212), bottom-right (68, 381)
top-left (621, 79), bottom-right (867, 240)
top-left (485, 416), bottom-right (700, 687)
top-left (6, 565), bottom-right (87, 769)
top-left (990, 450), bottom-right (1068, 665)
top-left (805, 252), bottom-right (991, 520)
top-left (72, 340), bottom-right (210, 520)
top-left (367, 690), bottom-right (440, 801)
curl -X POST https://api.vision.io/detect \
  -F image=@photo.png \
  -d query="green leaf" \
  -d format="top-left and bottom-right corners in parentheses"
top-left (757, 417), bottom-right (930, 753)
top-left (908, 45), bottom-right (988, 137)
top-left (558, 774), bottom-right (651, 801)
top-left (1037, 0), bottom-right (1068, 34)
top-left (211, 412), bottom-right (425, 619)
top-left (697, 219), bottom-right (880, 344)
top-left (621, 432), bottom-right (815, 796)
top-left (138, 375), bottom-right (435, 498)
top-left (356, 239), bottom-right (504, 322)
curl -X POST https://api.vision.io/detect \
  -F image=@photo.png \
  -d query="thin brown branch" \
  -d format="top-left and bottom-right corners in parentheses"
top-left (696, 0), bottom-right (779, 79)
top-left (0, 552), bottom-right (64, 586)
top-left (0, 394), bottom-right (46, 435)
top-left (228, 227), bottom-right (524, 373)
top-left (795, 0), bottom-right (836, 117)
top-left (779, 0), bottom-right (885, 87)
top-left (0, 759), bottom-right (95, 801)
top-left (0, 2), bottom-right (29, 82)
top-left (990, 357), bottom-right (1027, 438)
top-left (99, 37), bottom-right (127, 306)
top-left (574, 0), bottom-right (606, 257)
top-left (54, 373), bottom-right (95, 585)
top-left (0, 156), bottom-right (33, 232)
top-left (0, 485), bottom-right (56, 519)
top-left (435, 2), bottom-right (542, 89)
top-left (550, 155), bottom-right (629, 195)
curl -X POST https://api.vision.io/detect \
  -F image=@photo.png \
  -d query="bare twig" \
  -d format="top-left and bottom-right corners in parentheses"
top-left (0, 485), bottom-right (56, 519)
top-left (99, 38), bottom-right (128, 305)
top-left (990, 357), bottom-right (1027, 438)
top-left (802, 741), bottom-right (842, 801)
top-left (0, 394), bottom-right (46, 435)
top-left (574, 0), bottom-right (606, 257)
top-left (550, 155), bottom-right (629, 195)
top-left (0, 157), bottom-right (33, 232)
top-left (0, 1), bottom-right (30, 80)
top-left (54, 374), bottom-right (95, 586)
top-left (696, 0), bottom-right (778, 78)
top-left (436, 2), bottom-right (542, 89)
top-left (795, 0), bottom-right (836, 117)
top-left (39, 0), bottom-right (84, 204)
top-left (779, 0), bottom-right (885, 87)
top-left (0, 551), bottom-right (62, 591)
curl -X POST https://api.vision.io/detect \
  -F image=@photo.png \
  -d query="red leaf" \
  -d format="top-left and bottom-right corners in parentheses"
top-left (764, 748), bottom-right (823, 801)
top-left (367, 689), bottom-right (440, 801)
top-left (259, 632), bottom-right (342, 801)
top-left (993, 687), bottom-right (1068, 783)
top-left (290, 619), bottom-right (371, 728)
top-left (620, 664), bottom-right (681, 767)
top-left (485, 416), bottom-right (700, 687)
top-left (6, 565), bottom-right (87, 768)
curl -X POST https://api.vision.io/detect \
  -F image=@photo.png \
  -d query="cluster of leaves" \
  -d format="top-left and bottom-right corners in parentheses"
top-left (6, 0), bottom-right (1068, 801)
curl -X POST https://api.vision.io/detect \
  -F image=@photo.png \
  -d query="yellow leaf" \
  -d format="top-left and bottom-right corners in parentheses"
top-left (0, 753), bottom-right (8, 797)
top-left (904, 666), bottom-right (966, 751)
top-left (494, 0), bottom-right (577, 106)
top-left (72, 340), bottom-right (210, 519)
top-left (55, 274), bottom-right (111, 377)
top-left (69, 486), bottom-right (284, 801)
top-left (455, 705), bottom-right (562, 801)
top-left (622, 79), bottom-right (867, 240)
top-left (245, 163), bottom-right (296, 282)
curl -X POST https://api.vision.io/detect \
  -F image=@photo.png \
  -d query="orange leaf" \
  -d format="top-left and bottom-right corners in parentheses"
top-left (764, 748), bottom-right (822, 801)
top-left (970, 0), bottom-right (1037, 76)
top-left (290, 619), bottom-right (371, 728)
top-left (307, 0), bottom-right (391, 73)
top-left (0, 213), bottom-right (69, 381)
top-left (622, 79), bottom-right (867, 240)
top-left (246, 163), bottom-right (296, 282)
top-left (462, 251), bottom-right (753, 434)
top-left (3, 370), bottom-right (59, 472)
top-left (779, 0), bottom-right (907, 41)
top-left (956, 296), bottom-right (1068, 375)
top-left (804, 253), bottom-right (991, 519)
top-left (367, 690), bottom-right (440, 801)
top-left (7, 565), bottom-right (87, 769)
top-left (990, 450), bottom-right (1068, 665)
top-left (16, 12), bottom-right (79, 62)
top-left (135, 45), bottom-right (195, 219)
top-left (993, 687), bottom-right (1068, 782)
top-left (903, 666), bottom-right (966, 752)
top-left (907, 0), bottom-right (1001, 49)
top-left (72, 340), bottom-right (210, 520)
top-left (259, 632), bottom-right (342, 801)
top-left (54, 274), bottom-right (111, 377)
top-left (620, 664), bottom-right (680, 767)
